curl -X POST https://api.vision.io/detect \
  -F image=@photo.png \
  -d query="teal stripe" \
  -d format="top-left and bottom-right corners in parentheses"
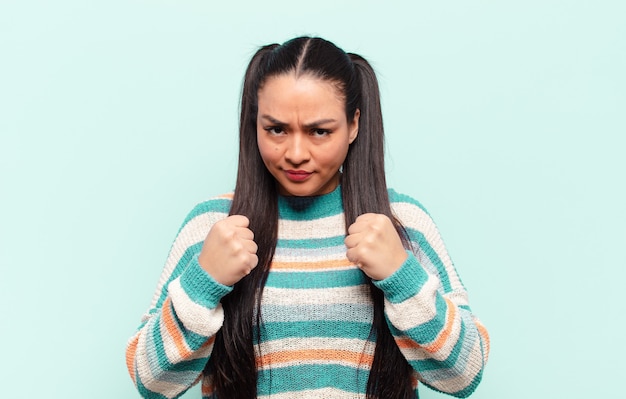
top-left (450, 312), bottom-right (480, 373)
top-left (373, 254), bottom-right (429, 303)
top-left (406, 227), bottom-right (453, 292)
top-left (148, 317), bottom-right (170, 373)
top-left (265, 269), bottom-right (367, 288)
top-left (277, 235), bottom-right (345, 249)
top-left (180, 255), bottom-right (232, 309)
top-left (176, 357), bottom-right (209, 373)
top-left (257, 364), bottom-right (368, 395)
top-left (259, 321), bottom-right (373, 342)
top-left (278, 186), bottom-right (344, 220)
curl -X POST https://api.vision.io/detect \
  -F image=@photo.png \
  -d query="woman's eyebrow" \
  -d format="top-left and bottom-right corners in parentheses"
top-left (303, 118), bottom-right (337, 128)
top-left (260, 114), bottom-right (337, 128)
top-left (259, 114), bottom-right (286, 125)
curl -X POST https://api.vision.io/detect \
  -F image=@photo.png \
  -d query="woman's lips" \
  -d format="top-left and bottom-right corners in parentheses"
top-left (284, 170), bottom-right (312, 182)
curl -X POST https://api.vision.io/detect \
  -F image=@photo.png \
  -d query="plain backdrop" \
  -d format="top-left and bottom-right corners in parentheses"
top-left (1, 1), bottom-right (624, 398)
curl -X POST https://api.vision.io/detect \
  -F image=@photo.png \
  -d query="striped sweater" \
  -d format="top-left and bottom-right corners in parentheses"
top-left (126, 186), bottom-right (490, 398)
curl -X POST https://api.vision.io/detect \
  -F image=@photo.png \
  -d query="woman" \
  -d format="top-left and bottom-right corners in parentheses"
top-left (126, 36), bottom-right (490, 399)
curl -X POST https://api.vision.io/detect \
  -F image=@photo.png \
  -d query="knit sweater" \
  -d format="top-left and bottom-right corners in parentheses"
top-left (125, 186), bottom-right (490, 398)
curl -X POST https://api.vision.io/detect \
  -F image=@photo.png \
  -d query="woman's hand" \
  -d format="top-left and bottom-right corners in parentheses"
top-left (345, 213), bottom-right (408, 280)
top-left (198, 215), bottom-right (258, 286)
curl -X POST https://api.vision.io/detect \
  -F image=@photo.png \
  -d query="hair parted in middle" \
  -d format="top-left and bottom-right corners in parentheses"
top-left (206, 36), bottom-right (416, 399)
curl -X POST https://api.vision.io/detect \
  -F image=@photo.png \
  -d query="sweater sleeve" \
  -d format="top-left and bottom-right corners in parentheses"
top-left (376, 195), bottom-right (490, 397)
top-left (125, 199), bottom-right (233, 399)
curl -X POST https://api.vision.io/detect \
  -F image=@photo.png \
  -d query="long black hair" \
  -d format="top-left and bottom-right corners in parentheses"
top-left (206, 37), bottom-right (416, 399)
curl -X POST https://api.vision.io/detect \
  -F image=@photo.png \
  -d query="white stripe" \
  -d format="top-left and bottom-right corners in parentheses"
top-left (383, 272), bottom-right (441, 331)
top-left (396, 340), bottom-right (430, 361)
top-left (278, 213), bottom-right (345, 240)
top-left (273, 249), bottom-right (348, 263)
top-left (446, 290), bottom-right (470, 307)
top-left (258, 337), bottom-right (375, 356)
top-left (168, 278), bottom-right (225, 336)
top-left (259, 387), bottom-right (366, 399)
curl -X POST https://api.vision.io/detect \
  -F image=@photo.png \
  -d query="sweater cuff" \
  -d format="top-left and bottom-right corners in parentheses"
top-left (179, 253), bottom-right (233, 309)
top-left (373, 251), bottom-right (429, 303)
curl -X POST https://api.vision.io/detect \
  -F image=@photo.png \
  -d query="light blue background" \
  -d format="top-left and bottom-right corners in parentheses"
top-left (1, 1), bottom-right (624, 398)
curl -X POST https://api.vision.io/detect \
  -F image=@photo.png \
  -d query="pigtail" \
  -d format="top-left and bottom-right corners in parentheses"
top-left (342, 54), bottom-right (388, 219)
top-left (206, 43), bottom-right (280, 399)
top-left (345, 53), bottom-right (417, 399)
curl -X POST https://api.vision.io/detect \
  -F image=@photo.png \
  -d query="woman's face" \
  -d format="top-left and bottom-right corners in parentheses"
top-left (256, 74), bottom-right (359, 197)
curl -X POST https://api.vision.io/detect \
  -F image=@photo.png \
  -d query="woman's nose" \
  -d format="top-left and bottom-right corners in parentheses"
top-left (284, 135), bottom-right (310, 165)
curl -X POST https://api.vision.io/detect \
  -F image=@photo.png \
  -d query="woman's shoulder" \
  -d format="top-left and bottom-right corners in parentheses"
top-left (179, 192), bottom-right (234, 229)
top-left (387, 188), bottom-right (431, 216)
top-left (387, 188), bottom-right (440, 234)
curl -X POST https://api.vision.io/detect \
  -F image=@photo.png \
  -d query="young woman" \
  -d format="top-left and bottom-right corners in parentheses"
top-left (126, 37), bottom-right (490, 399)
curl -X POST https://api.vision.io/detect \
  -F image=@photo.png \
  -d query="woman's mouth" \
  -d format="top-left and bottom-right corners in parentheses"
top-left (284, 170), bottom-right (312, 182)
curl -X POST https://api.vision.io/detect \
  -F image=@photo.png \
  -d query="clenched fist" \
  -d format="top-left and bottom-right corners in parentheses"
top-left (198, 215), bottom-right (258, 286)
top-left (344, 213), bottom-right (408, 280)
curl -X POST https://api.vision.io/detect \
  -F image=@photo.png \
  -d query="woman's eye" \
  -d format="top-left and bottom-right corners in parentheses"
top-left (312, 129), bottom-right (330, 136)
top-left (266, 127), bottom-right (284, 135)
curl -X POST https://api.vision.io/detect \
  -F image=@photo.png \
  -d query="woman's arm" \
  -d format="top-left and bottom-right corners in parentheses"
top-left (125, 199), bottom-right (233, 399)
top-left (374, 195), bottom-right (490, 398)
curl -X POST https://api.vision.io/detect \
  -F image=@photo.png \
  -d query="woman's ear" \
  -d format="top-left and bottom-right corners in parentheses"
top-left (348, 109), bottom-right (360, 144)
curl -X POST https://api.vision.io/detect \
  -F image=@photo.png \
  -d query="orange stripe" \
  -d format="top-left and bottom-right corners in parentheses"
top-left (394, 298), bottom-right (457, 353)
top-left (216, 193), bottom-right (234, 199)
top-left (125, 334), bottom-right (139, 383)
top-left (395, 336), bottom-right (421, 350)
top-left (476, 321), bottom-right (490, 361)
top-left (257, 349), bottom-right (373, 367)
top-left (161, 298), bottom-right (193, 359)
top-left (422, 298), bottom-right (457, 353)
top-left (272, 258), bottom-right (353, 270)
